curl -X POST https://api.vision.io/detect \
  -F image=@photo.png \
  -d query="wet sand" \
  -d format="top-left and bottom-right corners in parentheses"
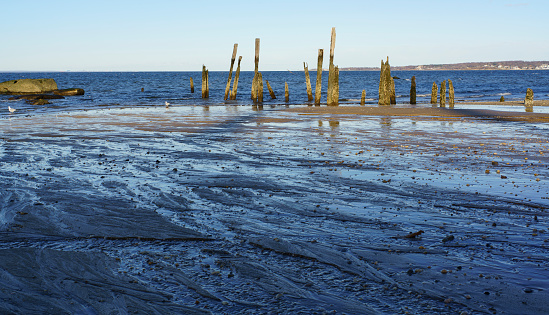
top-left (1, 104), bottom-right (548, 314)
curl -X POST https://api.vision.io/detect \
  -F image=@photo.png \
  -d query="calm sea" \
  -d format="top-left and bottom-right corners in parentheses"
top-left (1, 70), bottom-right (548, 116)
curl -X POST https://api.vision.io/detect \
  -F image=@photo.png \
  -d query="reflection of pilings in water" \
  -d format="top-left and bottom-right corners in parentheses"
top-left (329, 120), bottom-right (339, 130)
top-left (252, 104), bottom-right (263, 111)
top-left (380, 117), bottom-right (392, 128)
top-left (525, 106), bottom-right (534, 113)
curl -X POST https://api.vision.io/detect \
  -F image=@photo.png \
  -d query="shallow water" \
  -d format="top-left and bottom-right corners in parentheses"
top-left (1, 70), bottom-right (548, 116)
top-left (0, 104), bottom-right (548, 314)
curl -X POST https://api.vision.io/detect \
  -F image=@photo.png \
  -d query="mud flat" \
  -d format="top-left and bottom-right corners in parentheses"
top-left (1, 104), bottom-right (548, 314)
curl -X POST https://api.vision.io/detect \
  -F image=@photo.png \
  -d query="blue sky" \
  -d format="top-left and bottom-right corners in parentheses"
top-left (2, 0), bottom-right (547, 71)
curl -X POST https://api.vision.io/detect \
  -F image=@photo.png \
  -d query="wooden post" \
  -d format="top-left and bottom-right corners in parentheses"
top-left (439, 80), bottom-right (446, 107)
top-left (201, 65), bottom-right (209, 98)
top-left (410, 76), bottom-right (416, 105)
top-left (448, 79), bottom-right (455, 108)
top-left (252, 38), bottom-right (260, 101)
top-left (327, 27), bottom-right (339, 106)
top-left (315, 49), bottom-right (323, 105)
top-left (430, 82), bottom-right (437, 104)
top-left (230, 56), bottom-right (242, 100)
top-left (525, 88), bottom-right (534, 105)
top-left (361, 89), bottom-right (366, 106)
top-left (258, 72), bottom-right (264, 103)
top-left (224, 43), bottom-right (238, 100)
top-left (266, 80), bottom-right (276, 99)
top-left (285, 82), bottom-right (289, 102)
top-left (304, 62), bottom-right (313, 102)
top-left (378, 58), bottom-right (393, 105)
top-left (190, 77), bottom-right (194, 93)
top-left (389, 75), bottom-right (396, 105)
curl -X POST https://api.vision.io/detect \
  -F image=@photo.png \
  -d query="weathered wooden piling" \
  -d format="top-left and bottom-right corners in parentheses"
top-left (257, 72), bottom-right (264, 103)
top-left (500, 96), bottom-right (505, 102)
top-left (378, 58), bottom-right (393, 105)
top-left (251, 38), bottom-right (260, 101)
top-left (230, 56), bottom-right (242, 100)
top-left (266, 80), bottom-right (276, 99)
top-left (201, 66), bottom-right (209, 99)
top-left (525, 88), bottom-right (534, 105)
top-left (327, 27), bottom-right (339, 106)
top-left (410, 76), bottom-right (416, 105)
top-left (315, 49), bottom-right (324, 105)
top-left (431, 82), bottom-right (437, 104)
top-left (304, 62), bottom-right (313, 102)
top-left (439, 80), bottom-right (446, 107)
top-left (285, 82), bottom-right (289, 102)
top-left (448, 79), bottom-right (455, 108)
top-left (361, 90), bottom-right (366, 106)
top-left (389, 75), bottom-right (396, 105)
top-left (224, 43), bottom-right (238, 100)
top-left (190, 77), bottom-right (195, 93)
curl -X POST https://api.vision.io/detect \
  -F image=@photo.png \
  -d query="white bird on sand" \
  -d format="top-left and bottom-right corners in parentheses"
top-left (165, 101), bottom-right (170, 108)
top-left (8, 106), bottom-right (16, 113)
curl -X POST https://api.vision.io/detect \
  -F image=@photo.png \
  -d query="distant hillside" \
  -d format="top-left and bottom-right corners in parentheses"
top-left (339, 61), bottom-right (549, 71)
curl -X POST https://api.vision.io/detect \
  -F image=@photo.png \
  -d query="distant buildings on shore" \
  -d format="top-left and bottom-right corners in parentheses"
top-left (340, 61), bottom-right (549, 71)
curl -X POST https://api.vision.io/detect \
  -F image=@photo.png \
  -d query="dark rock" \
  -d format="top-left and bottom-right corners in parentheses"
top-left (54, 88), bottom-right (85, 96)
top-left (0, 78), bottom-right (57, 94)
top-left (11, 94), bottom-right (64, 101)
top-left (28, 99), bottom-right (50, 105)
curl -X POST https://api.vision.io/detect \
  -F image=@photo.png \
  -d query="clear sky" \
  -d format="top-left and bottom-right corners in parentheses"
top-left (2, 0), bottom-right (548, 71)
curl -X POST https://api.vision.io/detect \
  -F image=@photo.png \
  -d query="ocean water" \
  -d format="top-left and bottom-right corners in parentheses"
top-left (1, 70), bottom-right (548, 116)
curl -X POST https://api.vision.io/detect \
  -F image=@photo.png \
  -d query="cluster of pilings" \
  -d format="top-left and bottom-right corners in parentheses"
top-left (429, 79), bottom-right (455, 108)
top-left (184, 27), bottom-right (537, 108)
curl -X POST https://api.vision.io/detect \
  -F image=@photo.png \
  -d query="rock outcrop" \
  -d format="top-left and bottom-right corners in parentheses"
top-left (0, 78), bottom-right (58, 94)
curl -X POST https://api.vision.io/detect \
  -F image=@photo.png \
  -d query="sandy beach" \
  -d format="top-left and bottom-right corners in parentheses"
top-left (1, 103), bottom-right (548, 314)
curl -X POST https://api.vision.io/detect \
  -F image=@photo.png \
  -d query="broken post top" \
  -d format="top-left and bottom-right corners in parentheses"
top-left (330, 27), bottom-right (336, 59)
top-left (232, 43), bottom-right (238, 60)
top-left (254, 38), bottom-right (260, 74)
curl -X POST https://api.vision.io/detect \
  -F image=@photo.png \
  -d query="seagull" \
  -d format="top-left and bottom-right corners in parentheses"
top-left (165, 101), bottom-right (170, 108)
top-left (8, 106), bottom-right (16, 113)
